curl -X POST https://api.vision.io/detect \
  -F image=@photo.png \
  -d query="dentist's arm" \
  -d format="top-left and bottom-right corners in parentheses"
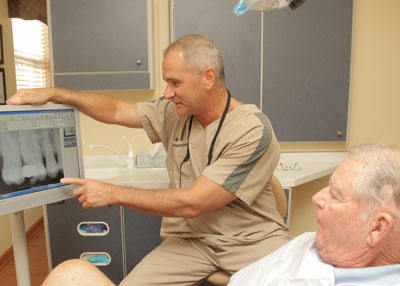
top-left (7, 87), bottom-right (142, 128)
top-left (62, 175), bottom-right (237, 218)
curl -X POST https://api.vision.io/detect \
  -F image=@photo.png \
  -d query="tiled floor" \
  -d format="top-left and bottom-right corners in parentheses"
top-left (0, 223), bottom-right (49, 286)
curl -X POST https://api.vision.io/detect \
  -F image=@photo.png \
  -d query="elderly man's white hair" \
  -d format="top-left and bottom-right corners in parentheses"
top-left (350, 143), bottom-right (400, 219)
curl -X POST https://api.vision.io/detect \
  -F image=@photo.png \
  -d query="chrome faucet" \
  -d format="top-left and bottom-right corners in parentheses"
top-left (89, 136), bottom-right (135, 168)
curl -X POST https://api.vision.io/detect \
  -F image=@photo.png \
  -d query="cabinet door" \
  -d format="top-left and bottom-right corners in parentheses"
top-left (123, 208), bottom-right (162, 273)
top-left (172, 0), bottom-right (262, 107)
top-left (262, 0), bottom-right (353, 141)
top-left (49, 0), bottom-right (153, 90)
top-left (173, 0), bottom-right (353, 142)
top-left (46, 199), bottom-right (124, 284)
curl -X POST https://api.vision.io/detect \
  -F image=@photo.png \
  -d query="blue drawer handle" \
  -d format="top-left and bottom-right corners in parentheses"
top-left (77, 222), bottom-right (109, 236)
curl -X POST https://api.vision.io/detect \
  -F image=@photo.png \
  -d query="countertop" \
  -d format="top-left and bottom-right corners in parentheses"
top-left (274, 152), bottom-right (348, 187)
top-left (83, 152), bottom-right (348, 189)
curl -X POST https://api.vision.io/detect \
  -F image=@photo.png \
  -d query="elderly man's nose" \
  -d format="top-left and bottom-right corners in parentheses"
top-left (312, 187), bottom-right (328, 209)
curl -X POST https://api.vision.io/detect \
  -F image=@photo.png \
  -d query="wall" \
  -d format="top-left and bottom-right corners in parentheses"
top-left (1, 0), bottom-right (400, 253)
top-left (0, 0), bottom-right (44, 256)
top-left (348, 0), bottom-right (400, 147)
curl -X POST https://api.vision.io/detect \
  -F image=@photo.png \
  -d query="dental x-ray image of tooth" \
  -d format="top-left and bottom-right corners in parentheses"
top-left (0, 128), bottom-right (64, 196)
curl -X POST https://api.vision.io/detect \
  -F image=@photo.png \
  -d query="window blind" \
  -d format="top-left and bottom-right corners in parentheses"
top-left (12, 18), bottom-right (51, 90)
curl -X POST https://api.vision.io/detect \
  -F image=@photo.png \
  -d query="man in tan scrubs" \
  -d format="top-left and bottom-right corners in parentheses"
top-left (8, 34), bottom-right (290, 285)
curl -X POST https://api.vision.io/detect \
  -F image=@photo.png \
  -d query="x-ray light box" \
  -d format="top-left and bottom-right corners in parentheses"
top-left (0, 104), bottom-right (84, 215)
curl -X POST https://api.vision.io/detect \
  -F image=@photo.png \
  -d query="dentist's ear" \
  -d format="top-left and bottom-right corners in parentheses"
top-left (367, 212), bottom-right (393, 247)
top-left (202, 67), bottom-right (216, 90)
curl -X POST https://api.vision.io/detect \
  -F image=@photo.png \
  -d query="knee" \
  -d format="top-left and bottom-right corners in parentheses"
top-left (54, 258), bottom-right (95, 273)
top-left (43, 259), bottom-right (100, 286)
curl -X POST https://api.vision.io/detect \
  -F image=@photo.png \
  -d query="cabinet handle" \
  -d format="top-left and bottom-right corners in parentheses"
top-left (80, 252), bottom-right (111, 266)
top-left (77, 222), bottom-right (110, 236)
top-left (136, 59), bottom-right (142, 65)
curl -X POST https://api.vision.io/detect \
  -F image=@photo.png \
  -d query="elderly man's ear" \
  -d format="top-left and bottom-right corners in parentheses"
top-left (367, 212), bottom-right (393, 247)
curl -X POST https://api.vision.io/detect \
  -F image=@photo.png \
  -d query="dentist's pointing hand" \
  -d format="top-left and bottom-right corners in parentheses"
top-left (61, 177), bottom-right (117, 208)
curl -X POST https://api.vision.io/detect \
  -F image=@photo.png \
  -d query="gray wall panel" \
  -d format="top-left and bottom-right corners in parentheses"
top-left (174, 0), bottom-right (261, 107)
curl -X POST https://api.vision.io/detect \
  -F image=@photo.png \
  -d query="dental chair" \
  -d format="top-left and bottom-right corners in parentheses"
top-left (201, 175), bottom-right (288, 286)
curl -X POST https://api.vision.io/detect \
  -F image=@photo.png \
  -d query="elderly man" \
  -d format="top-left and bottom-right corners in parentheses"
top-left (228, 143), bottom-right (400, 285)
top-left (8, 34), bottom-right (290, 285)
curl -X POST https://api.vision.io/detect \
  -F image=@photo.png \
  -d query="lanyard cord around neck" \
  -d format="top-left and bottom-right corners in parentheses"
top-left (207, 90), bottom-right (231, 165)
top-left (180, 90), bottom-right (231, 168)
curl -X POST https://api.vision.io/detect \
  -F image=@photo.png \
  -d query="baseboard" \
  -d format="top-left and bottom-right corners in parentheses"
top-left (0, 247), bottom-right (14, 272)
top-left (0, 216), bottom-right (44, 271)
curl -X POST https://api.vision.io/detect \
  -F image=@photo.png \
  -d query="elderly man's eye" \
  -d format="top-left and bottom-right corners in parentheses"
top-left (331, 190), bottom-right (345, 202)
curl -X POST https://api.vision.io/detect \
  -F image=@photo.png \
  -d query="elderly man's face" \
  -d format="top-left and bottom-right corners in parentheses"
top-left (312, 156), bottom-right (371, 267)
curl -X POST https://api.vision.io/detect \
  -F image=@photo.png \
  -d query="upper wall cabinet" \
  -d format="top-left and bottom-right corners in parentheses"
top-left (171, 0), bottom-right (353, 142)
top-left (48, 0), bottom-right (154, 90)
top-left (262, 0), bottom-right (353, 141)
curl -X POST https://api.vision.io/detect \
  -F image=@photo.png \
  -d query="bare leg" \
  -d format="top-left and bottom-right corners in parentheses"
top-left (42, 259), bottom-right (115, 286)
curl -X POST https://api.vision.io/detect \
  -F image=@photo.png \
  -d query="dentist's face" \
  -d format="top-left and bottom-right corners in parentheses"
top-left (162, 49), bottom-right (205, 116)
top-left (312, 156), bottom-right (371, 267)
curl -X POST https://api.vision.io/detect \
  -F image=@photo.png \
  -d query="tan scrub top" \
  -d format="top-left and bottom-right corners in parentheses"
top-left (138, 98), bottom-right (286, 249)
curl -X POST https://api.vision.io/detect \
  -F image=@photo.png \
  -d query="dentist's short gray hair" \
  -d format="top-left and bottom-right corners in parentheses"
top-left (164, 34), bottom-right (225, 85)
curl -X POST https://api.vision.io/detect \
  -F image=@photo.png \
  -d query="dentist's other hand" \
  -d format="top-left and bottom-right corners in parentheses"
top-left (62, 177), bottom-right (117, 208)
top-left (7, 88), bottom-right (57, 105)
